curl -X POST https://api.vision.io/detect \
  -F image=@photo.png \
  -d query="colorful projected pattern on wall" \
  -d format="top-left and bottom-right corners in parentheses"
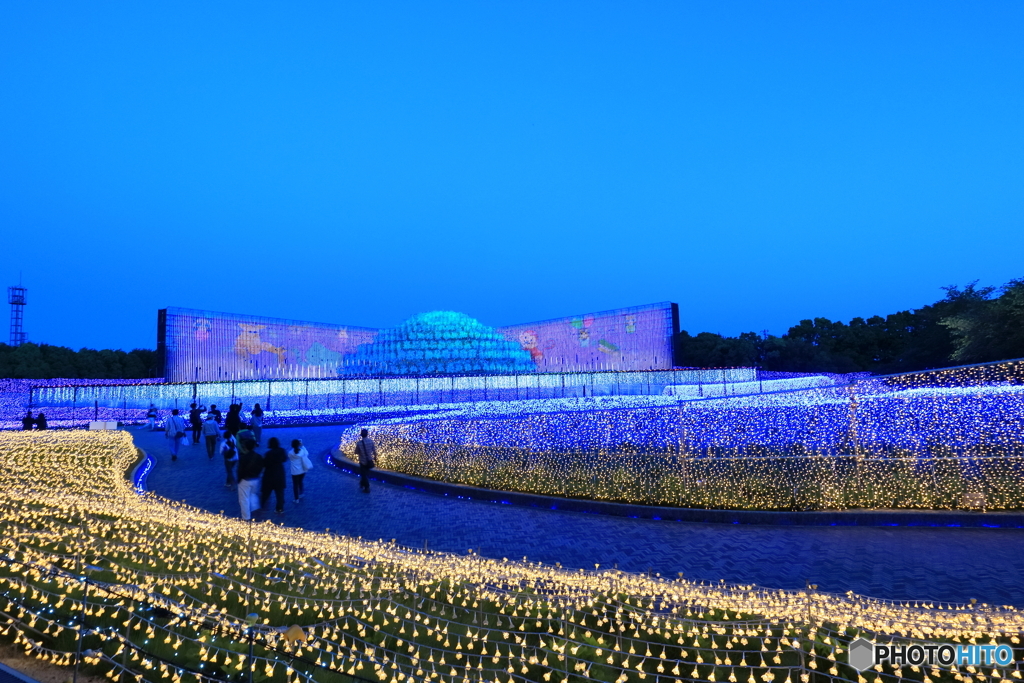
top-left (495, 302), bottom-right (677, 373)
top-left (160, 308), bottom-right (377, 382)
top-left (161, 302), bottom-right (678, 381)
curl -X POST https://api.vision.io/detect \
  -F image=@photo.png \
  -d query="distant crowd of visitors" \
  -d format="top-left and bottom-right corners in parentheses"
top-left (231, 431), bottom-right (313, 519)
top-left (150, 401), bottom-right (259, 461)
top-left (19, 401), bottom-right (375, 523)
top-left (152, 402), bottom-right (316, 520)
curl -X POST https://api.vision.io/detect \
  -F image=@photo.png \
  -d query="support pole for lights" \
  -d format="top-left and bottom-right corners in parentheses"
top-left (74, 564), bottom-right (104, 683)
top-left (246, 612), bottom-right (259, 683)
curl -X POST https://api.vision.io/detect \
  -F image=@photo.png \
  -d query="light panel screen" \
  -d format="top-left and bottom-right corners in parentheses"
top-left (495, 302), bottom-right (677, 372)
top-left (160, 307), bottom-right (377, 382)
top-left (161, 302), bottom-right (678, 380)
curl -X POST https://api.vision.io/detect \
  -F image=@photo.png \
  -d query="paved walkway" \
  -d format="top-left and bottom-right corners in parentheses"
top-left (132, 426), bottom-right (1024, 607)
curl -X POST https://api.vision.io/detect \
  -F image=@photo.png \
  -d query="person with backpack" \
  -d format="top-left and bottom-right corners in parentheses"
top-left (164, 409), bottom-right (186, 462)
top-left (354, 429), bottom-right (377, 494)
top-left (221, 432), bottom-right (239, 487)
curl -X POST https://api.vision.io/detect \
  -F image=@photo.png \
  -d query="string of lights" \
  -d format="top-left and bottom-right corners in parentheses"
top-left (0, 430), bottom-right (1022, 683)
top-left (337, 361), bottom-right (1024, 511)
top-left (7, 368), bottom-right (761, 430)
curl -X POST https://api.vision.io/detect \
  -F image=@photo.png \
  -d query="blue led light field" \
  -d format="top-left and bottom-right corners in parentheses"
top-left (336, 360), bottom-right (1024, 511)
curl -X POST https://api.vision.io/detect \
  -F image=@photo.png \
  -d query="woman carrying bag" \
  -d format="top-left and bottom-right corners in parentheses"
top-left (164, 409), bottom-right (186, 462)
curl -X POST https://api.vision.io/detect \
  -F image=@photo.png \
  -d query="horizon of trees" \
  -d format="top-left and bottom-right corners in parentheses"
top-left (0, 343), bottom-right (159, 379)
top-left (1, 278), bottom-right (1021, 380)
top-left (675, 278), bottom-right (1024, 374)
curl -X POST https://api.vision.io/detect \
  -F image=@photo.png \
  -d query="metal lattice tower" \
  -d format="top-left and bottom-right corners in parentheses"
top-left (8, 286), bottom-right (26, 346)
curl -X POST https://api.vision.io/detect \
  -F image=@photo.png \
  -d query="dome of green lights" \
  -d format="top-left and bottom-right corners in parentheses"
top-left (345, 311), bottom-right (535, 375)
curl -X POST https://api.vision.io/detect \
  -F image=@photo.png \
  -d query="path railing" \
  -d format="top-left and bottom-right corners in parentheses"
top-left (21, 368), bottom-right (761, 429)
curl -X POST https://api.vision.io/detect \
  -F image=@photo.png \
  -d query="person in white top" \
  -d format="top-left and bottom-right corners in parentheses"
top-left (202, 414), bottom-right (220, 460)
top-left (164, 409), bottom-right (186, 462)
top-left (286, 439), bottom-right (312, 503)
top-left (144, 404), bottom-right (157, 431)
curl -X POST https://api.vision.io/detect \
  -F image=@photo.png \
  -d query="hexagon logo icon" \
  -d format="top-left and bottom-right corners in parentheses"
top-left (849, 638), bottom-right (875, 671)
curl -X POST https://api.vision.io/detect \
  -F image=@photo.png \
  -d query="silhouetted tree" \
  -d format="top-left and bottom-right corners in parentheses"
top-left (674, 278), bottom-right (1023, 374)
top-left (0, 343), bottom-right (160, 379)
top-left (943, 279), bottom-right (1024, 364)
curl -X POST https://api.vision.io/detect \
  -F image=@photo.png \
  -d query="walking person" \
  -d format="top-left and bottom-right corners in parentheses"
top-left (144, 404), bottom-right (158, 431)
top-left (188, 402), bottom-right (206, 445)
top-left (250, 403), bottom-right (264, 445)
top-left (225, 404), bottom-right (242, 437)
top-left (208, 404), bottom-right (222, 424)
top-left (202, 414), bottom-right (220, 459)
top-left (287, 439), bottom-right (312, 503)
top-left (21, 411), bottom-right (34, 430)
top-left (354, 429), bottom-right (377, 493)
top-left (34, 413), bottom-right (47, 430)
top-left (164, 409), bottom-right (186, 462)
top-left (260, 437), bottom-right (287, 515)
top-left (235, 430), bottom-right (263, 520)
top-left (221, 432), bottom-right (239, 488)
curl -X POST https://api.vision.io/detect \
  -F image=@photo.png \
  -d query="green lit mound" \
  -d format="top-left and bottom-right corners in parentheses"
top-left (346, 311), bottom-right (534, 375)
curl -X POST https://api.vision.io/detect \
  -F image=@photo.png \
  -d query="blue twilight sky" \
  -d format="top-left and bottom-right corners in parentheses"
top-left (1, 1), bottom-right (1022, 352)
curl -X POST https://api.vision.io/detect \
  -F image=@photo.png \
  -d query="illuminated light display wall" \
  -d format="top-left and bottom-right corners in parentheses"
top-left (346, 311), bottom-right (535, 375)
top-left (160, 302), bottom-right (679, 382)
top-left (0, 377), bottom-right (166, 430)
top-left (22, 367), bottom-right (759, 429)
top-left (2, 431), bottom-right (1022, 683)
top-left (495, 301), bottom-right (678, 373)
top-left (339, 360), bottom-right (1024, 511)
top-left (661, 375), bottom-right (838, 398)
top-left (159, 307), bottom-right (377, 382)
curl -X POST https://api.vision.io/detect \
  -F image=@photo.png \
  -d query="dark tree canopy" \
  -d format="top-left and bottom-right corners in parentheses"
top-left (3, 279), bottom-right (1021, 380)
top-left (0, 343), bottom-right (158, 379)
top-left (675, 278), bottom-right (1024, 374)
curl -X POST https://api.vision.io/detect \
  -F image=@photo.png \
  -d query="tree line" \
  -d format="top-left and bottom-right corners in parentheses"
top-left (675, 278), bottom-right (1024, 374)
top-left (0, 343), bottom-right (159, 379)
top-left (1, 279), bottom-right (1021, 379)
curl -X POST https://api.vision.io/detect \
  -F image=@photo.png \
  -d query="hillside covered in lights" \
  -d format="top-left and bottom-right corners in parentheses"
top-left (339, 361), bottom-right (1024, 511)
top-left (1, 430), bottom-right (1022, 683)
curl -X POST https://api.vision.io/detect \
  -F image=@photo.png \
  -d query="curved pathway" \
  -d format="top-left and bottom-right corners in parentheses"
top-left (132, 426), bottom-right (1024, 607)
